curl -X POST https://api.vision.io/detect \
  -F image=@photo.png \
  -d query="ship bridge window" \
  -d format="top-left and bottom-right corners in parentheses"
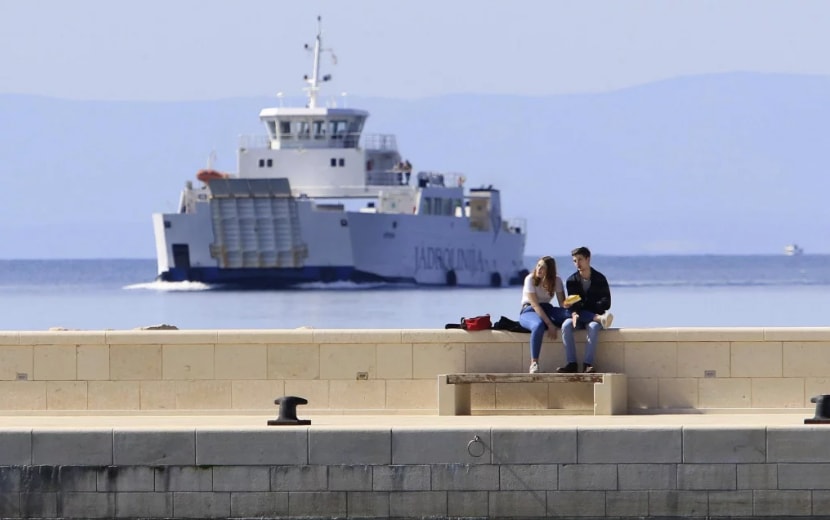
top-left (344, 119), bottom-right (363, 148)
top-left (443, 198), bottom-right (454, 215)
top-left (294, 121), bottom-right (310, 139)
top-left (330, 120), bottom-right (347, 139)
top-left (279, 121), bottom-right (291, 138)
top-left (348, 119), bottom-right (364, 133)
top-left (313, 120), bottom-right (326, 139)
top-left (421, 197), bottom-right (457, 216)
top-left (421, 198), bottom-right (431, 214)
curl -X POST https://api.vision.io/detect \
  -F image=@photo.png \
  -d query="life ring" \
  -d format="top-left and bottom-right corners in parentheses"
top-left (490, 272), bottom-right (502, 287)
top-left (446, 270), bottom-right (457, 286)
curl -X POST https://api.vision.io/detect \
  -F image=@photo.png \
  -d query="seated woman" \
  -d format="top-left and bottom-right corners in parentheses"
top-left (519, 256), bottom-right (570, 373)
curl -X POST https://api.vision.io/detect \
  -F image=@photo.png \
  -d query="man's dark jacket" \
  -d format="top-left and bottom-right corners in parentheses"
top-left (565, 268), bottom-right (611, 315)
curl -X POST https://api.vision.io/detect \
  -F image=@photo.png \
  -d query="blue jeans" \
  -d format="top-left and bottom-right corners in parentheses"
top-left (561, 310), bottom-right (604, 364)
top-left (519, 303), bottom-right (569, 360)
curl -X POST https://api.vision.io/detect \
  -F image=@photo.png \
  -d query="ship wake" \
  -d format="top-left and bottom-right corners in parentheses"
top-left (124, 281), bottom-right (212, 292)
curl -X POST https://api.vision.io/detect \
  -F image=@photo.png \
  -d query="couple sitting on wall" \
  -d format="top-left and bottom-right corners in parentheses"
top-left (519, 247), bottom-right (614, 374)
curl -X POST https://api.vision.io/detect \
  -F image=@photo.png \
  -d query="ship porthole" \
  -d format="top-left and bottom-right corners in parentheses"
top-left (392, 221), bottom-right (397, 229)
top-left (490, 272), bottom-right (502, 287)
top-left (446, 270), bottom-right (457, 286)
top-left (340, 219), bottom-right (348, 227)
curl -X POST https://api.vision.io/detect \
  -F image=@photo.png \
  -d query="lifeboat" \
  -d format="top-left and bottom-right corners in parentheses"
top-left (196, 169), bottom-right (230, 183)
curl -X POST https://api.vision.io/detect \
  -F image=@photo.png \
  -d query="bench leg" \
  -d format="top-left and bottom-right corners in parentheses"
top-left (593, 375), bottom-right (628, 415)
top-left (438, 375), bottom-right (471, 416)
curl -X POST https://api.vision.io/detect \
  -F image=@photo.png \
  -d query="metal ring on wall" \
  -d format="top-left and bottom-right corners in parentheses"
top-left (467, 434), bottom-right (485, 457)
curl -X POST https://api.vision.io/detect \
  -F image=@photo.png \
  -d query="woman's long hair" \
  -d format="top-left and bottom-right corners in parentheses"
top-left (533, 256), bottom-right (558, 296)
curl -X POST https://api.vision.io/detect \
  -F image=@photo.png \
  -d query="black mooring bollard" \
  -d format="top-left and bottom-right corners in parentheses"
top-left (267, 395), bottom-right (311, 426)
top-left (805, 394), bottom-right (830, 424)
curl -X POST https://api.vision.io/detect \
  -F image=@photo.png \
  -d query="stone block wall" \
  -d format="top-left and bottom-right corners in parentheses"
top-left (0, 328), bottom-right (829, 414)
top-left (1, 425), bottom-right (830, 518)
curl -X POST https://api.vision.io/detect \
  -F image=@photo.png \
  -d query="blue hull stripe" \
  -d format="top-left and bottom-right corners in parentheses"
top-left (159, 267), bottom-right (525, 288)
top-left (160, 266), bottom-right (358, 287)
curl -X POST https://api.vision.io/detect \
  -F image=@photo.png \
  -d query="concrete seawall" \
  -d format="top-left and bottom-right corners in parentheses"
top-left (1, 414), bottom-right (829, 518)
top-left (1, 327), bottom-right (829, 414)
top-left (2, 328), bottom-right (830, 518)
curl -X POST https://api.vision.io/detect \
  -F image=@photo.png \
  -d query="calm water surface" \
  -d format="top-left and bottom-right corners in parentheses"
top-left (0, 255), bottom-right (827, 330)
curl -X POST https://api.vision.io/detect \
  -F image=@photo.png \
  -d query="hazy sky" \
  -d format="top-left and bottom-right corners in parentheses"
top-left (3, 0), bottom-right (830, 101)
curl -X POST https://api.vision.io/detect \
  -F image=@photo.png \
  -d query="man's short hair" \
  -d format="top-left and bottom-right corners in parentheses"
top-left (571, 246), bottom-right (591, 258)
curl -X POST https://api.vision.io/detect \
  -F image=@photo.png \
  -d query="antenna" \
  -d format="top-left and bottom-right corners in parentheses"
top-left (303, 16), bottom-right (335, 109)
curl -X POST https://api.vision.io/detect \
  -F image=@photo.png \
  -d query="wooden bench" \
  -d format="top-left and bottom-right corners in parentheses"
top-left (437, 373), bottom-right (627, 416)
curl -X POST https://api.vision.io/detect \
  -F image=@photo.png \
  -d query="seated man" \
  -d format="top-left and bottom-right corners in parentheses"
top-left (557, 246), bottom-right (614, 373)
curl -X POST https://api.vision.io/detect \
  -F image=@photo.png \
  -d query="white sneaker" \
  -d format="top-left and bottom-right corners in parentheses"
top-left (529, 361), bottom-right (539, 374)
top-left (600, 312), bottom-right (614, 329)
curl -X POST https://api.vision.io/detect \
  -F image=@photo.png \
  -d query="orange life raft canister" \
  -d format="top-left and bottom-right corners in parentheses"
top-left (196, 169), bottom-right (230, 182)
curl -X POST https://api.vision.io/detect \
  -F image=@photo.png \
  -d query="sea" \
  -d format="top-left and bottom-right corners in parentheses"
top-left (0, 255), bottom-right (827, 331)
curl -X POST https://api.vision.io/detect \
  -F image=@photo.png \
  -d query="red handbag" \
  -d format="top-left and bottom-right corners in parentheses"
top-left (461, 314), bottom-right (492, 331)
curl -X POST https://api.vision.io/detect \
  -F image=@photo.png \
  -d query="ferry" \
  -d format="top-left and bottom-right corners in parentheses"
top-left (151, 18), bottom-right (528, 288)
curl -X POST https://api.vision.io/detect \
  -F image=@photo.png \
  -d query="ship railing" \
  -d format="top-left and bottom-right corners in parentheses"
top-left (415, 171), bottom-right (467, 189)
top-left (367, 171), bottom-right (404, 186)
top-left (362, 134), bottom-right (398, 151)
top-left (239, 132), bottom-right (363, 149)
top-left (506, 217), bottom-right (527, 235)
top-left (238, 134), bottom-right (271, 150)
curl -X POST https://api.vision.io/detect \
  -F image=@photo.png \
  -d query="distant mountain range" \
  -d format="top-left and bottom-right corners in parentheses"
top-left (2, 72), bottom-right (828, 259)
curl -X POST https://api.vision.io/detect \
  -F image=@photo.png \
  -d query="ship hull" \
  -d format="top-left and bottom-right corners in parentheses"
top-left (153, 200), bottom-right (527, 288)
top-left (347, 211), bottom-right (526, 286)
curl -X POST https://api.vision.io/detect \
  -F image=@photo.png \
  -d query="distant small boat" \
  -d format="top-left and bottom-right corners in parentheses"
top-left (784, 244), bottom-right (804, 256)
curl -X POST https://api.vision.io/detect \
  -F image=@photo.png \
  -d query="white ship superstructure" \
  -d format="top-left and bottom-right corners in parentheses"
top-left (152, 18), bottom-right (527, 287)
